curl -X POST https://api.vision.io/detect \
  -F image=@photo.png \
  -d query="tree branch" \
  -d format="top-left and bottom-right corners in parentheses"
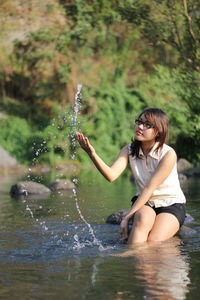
top-left (166, 0), bottom-right (183, 51)
top-left (183, 0), bottom-right (196, 42)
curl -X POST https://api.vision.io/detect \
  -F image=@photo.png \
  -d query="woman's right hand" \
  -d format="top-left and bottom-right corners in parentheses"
top-left (120, 217), bottom-right (129, 240)
top-left (76, 132), bottom-right (95, 156)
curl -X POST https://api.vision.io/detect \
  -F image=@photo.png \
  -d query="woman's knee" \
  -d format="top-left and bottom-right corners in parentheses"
top-left (133, 209), bottom-right (153, 228)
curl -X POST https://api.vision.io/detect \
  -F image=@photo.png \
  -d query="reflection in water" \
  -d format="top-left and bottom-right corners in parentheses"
top-left (115, 237), bottom-right (190, 300)
top-left (91, 258), bottom-right (101, 287)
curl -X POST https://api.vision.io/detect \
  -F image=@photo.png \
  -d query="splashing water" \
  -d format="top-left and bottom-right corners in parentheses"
top-left (25, 204), bottom-right (48, 231)
top-left (23, 83), bottom-right (105, 250)
top-left (72, 185), bottom-right (104, 251)
top-left (26, 205), bottom-right (34, 219)
top-left (71, 84), bottom-right (105, 251)
top-left (70, 83), bottom-right (82, 160)
top-left (74, 83), bottom-right (82, 128)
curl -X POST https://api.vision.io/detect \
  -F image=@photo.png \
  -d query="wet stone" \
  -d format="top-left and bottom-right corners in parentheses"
top-left (106, 209), bottom-right (193, 225)
top-left (48, 179), bottom-right (75, 192)
top-left (10, 181), bottom-right (51, 197)
top-left (106, 209), bottom-right (131, 225)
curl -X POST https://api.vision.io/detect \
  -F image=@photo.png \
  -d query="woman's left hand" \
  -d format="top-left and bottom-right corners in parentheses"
top-left (120, 217), bottom-right (129, 240)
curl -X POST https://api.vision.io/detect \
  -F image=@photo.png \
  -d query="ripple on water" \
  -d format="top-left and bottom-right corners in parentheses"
top-left (1, 218), bottom-right (200, 264)
top-left (0, 222), bottom-right (122, 264)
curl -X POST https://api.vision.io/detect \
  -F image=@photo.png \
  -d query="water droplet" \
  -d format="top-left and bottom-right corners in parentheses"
top-left (72, 178), bottom-right (78, 185)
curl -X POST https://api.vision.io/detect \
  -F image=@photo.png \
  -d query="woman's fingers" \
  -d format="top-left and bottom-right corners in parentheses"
top-left (121, 228), bottom-right (128, 240)
top-left (76, 132), bottom-right (85, 144)
top-left (120, 219), bottom-right (128, 240)
top-left (76, 132), bottom-right (81, 142)
top-left (76, 132), bottom-right (93, 153)
top-left (85, 136), bottom-right (90, 147)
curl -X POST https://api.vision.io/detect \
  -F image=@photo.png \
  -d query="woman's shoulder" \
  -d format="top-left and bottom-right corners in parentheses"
top-left (162, 143), bottom-right (175, 152)
top-left (118, 145), bottom-right (130, 156)
top-left (160, 144), bottom-right (177, 159)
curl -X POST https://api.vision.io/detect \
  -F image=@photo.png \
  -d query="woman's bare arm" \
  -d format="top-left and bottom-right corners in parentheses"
top-left (76, 132), bottom-right (129, 182)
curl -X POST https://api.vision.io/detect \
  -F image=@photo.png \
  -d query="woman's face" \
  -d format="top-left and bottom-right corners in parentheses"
top-left (134, 114), bottom-right (158, 142)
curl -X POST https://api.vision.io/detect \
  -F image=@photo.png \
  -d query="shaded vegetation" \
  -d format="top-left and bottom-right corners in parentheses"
top-left (0, 0), bottom-right (200, 166)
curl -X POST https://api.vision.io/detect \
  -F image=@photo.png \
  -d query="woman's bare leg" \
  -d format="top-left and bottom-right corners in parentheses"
top-left (147, 213), bottom-right (180, 242)
top-left (128, 206), bottom-right (156, 244)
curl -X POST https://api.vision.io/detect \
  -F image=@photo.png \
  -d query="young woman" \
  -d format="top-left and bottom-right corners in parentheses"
top-left (76, 108), bottom-right (186, 245)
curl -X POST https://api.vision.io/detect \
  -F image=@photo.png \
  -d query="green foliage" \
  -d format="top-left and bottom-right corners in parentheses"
top-left (0, 0), bottom-right (200, 166)
top-left (0, 116), bottom-right (31, 162)
top-left (11, 28), bottom-right (70, 101)
top-left (136, 66), bottom-right (191, 142)
top-left (173, 69), bottom-right (200, 161)
top-left (78, 76), bottom-right (143, 162)
top-left (0, 109), bottom-right (75, 166)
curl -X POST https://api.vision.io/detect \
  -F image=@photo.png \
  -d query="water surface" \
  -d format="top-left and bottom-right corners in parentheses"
top-left (0, 172), bottom-right (200, 299)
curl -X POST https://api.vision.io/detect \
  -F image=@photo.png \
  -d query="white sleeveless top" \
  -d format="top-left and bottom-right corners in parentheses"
top-left (128, 143), bottom-right (186, 207)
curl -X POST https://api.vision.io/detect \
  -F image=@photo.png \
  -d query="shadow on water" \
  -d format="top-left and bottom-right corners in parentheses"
top-left (0, 173), bottom-right (200, 299)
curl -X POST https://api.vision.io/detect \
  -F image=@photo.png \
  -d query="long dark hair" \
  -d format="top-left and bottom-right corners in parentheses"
top-left (130, 108), bottom-right (169, 158)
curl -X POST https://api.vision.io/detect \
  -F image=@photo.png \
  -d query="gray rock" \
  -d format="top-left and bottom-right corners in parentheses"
top-left (184, 213), bottom-right (194, 224)
top-left (178, 225), bottom-right (197, 237)
top-left (0, 146), bottom-right (18, 167)
top-left (106, 209), bottom-right (193, 225)
top-left (10, 181), bottom-right (51, 197)
top-left (183, 167), bottom-right (200, 177)
top-left (177, 158), bottom-right (193, 173)
top-left (178, 173), bottom-right (187, 182)
top-left (48, 179), bottom-right (75, 192)
top-left (13, 193), bottom-right (50, 201)
top-left (106, 209), bottom-right (129, 225)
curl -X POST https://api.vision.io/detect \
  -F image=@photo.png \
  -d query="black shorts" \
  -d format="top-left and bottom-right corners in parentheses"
top-left (131, 196), bottom-right (186, 227)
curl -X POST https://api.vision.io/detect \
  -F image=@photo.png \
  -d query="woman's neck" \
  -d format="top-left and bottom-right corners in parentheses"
top-left (141, 140), bottom-right (156, 156)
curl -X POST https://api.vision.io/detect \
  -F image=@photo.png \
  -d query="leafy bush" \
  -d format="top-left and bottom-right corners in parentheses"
top-left (0, 116), bottom-right (31, 163)
top-left (0, 109), bottom-right (75, 166)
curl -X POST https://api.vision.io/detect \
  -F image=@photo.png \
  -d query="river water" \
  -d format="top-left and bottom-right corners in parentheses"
top-left (0, 171), bottom-right (200, 299)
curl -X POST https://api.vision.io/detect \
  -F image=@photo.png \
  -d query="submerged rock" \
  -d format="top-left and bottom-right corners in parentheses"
top-left (184, 213), bottom-right (194, 224)
top-left (10, 181), bottom-right (51, 197)
top-left (106, 209), bottom-right (193, 225)
top-left (48, 179), bottom-right (75, 191)
top-left (106, 209), bottom-right (129, 225)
